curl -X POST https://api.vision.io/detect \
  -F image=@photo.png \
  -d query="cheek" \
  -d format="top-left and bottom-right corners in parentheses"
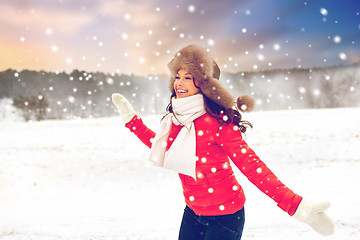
top-left (187, 82), bottom-right (199, 92)
top-left (173, 80), bottom-right (178, 89)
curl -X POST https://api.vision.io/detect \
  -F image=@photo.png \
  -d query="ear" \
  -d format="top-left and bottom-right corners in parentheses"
top-left (193, 79), bottom-right (200, 88)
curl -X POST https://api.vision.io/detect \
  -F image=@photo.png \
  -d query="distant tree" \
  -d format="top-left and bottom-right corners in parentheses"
top-left (13, 95), bottom-right (49, 121)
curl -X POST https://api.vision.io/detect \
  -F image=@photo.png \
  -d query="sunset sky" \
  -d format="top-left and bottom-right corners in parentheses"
top-left (1, 0), bottom-right (359, 75)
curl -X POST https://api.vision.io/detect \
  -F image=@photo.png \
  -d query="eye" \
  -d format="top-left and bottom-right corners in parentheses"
top-left (175, 76), bottom-right (180, 80)
top-left (185, 77), bottom-right (192, 80)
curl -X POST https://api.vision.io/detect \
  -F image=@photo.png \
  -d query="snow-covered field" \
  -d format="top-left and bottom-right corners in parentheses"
top-left (0, 108), bottom-right (359, 240)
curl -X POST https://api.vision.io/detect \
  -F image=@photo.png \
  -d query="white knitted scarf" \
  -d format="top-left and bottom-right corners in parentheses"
top-left (149, 94), bottom-right (206, 179)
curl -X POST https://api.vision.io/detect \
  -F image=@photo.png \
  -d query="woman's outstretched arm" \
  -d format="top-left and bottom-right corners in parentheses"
top-left (112, 93), bottom-right (155, 148)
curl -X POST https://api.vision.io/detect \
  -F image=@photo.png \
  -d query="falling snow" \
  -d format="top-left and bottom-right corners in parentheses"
top-left (188, 5), bottom-right (196, 13)
top-left (333, 35), bottom-right (342, 44)
top-left (339, 52), bottom-right (347, 60)
top-left (320, 8), bottom-right (328, 16)
top-left (1, 1), bottom-right (360, 237)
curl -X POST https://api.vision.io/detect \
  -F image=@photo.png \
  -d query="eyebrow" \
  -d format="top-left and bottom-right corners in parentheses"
top-left (176, 72), bottom-right (192, 75)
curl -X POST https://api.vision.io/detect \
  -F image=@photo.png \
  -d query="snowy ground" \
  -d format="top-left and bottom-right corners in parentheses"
top-left (0, 107), bottom-right (360, 240)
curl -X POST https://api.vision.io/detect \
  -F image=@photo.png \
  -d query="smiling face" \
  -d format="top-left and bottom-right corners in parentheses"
top-left (173, 68), bottom-right (200, 98)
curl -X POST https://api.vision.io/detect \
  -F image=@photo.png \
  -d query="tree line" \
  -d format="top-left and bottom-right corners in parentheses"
top-left (0, 64), bottom-right (359, 121)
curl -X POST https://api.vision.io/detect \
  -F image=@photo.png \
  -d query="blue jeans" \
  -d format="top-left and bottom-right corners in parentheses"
top-left (178, 206), bottom-right (245, 240)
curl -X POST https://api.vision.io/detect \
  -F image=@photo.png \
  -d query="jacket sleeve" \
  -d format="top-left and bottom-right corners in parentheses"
top-left (125, 115), bottom-right (155, 149)
top-left (216, 123), bottom-right (302, 216)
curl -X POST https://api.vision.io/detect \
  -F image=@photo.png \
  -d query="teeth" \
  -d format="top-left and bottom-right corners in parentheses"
top-left (177, 90), bottom-right (187, 93)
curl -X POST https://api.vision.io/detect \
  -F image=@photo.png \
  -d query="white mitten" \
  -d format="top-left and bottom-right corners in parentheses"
top-left (111, 93), bottom-right (136, 124)
top-left (292, 199), bottom-right (334, 236)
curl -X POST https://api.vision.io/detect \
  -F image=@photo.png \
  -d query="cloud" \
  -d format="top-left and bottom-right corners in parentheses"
top-left (0, 0), bottom-right (357, 74)
top-left (99, 1), bottom-right (164, 27)
top-left (0, 4), bottom-right (94, 35)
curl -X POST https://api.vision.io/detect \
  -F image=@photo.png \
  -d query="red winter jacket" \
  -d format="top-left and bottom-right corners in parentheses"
top-left (125, 113), bottom-right (302, 216)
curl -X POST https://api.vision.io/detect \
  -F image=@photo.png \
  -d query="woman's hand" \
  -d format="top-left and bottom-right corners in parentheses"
top-left (111, 93), bottom-right (136, 124)
top-left (292, 199), bottom-right (334, 235)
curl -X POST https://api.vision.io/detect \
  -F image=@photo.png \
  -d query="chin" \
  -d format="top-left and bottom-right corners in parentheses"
top-left (176, 95), bottom-right (186, 99)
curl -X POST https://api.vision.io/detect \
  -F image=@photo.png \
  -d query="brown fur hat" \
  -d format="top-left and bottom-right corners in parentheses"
top-left (168, 44), bottom-right (254, 112)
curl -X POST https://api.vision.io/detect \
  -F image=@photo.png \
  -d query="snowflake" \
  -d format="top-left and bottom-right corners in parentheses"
top-left (139, 57), bottom-right (145, 64)
top-left (188, 5), bottom-right (196, 13)
top-left (333, 35), bottom-right (341, 44)
top-left (124, 13), bottom-right (131, 21)
top-left (207, 39), bottom-right (215, 46)
top-left (320, 8), bottom-right (328, 16)
top-left (257, 54), bottom-right (265, 61)
top-left (298, 86), bottom-right (306, 94)
top-left (339, 52), bottom-right (347, 60)
top-left (45, 28), bottom-right (53, 35)
top-left (106, 77), bottom-right (114, 85)
top-left (121, 33), bottom-right (129, 40)
top-left (51, 45), bottom-right (58, 52)
top-left (313, 89), bottom-right (321, 96)
top-left (273, 43), bottom-right (281, 51)
top-left (68, 96), bottom-right (75, 103)
top-left (65, 57), bottom-right (72, 65)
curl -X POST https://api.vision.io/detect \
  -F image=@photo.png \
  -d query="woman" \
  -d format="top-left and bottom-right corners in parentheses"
top-left (111, 45), bottom-right (334, 239)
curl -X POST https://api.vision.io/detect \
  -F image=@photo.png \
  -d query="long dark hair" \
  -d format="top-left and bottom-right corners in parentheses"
top-left (165, 91), bottom-right (253, 133)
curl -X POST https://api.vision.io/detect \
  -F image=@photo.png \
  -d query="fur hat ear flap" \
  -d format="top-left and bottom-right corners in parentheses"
top-left (199, 77), bottom-right (235, 110)
top-left (236, 95), bottom-right (255, 112)
top-left (212, 61), bottom-right (220, 79)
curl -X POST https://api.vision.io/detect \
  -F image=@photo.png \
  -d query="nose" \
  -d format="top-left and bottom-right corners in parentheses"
top-left (175, 77), bottom-right (184, 85)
